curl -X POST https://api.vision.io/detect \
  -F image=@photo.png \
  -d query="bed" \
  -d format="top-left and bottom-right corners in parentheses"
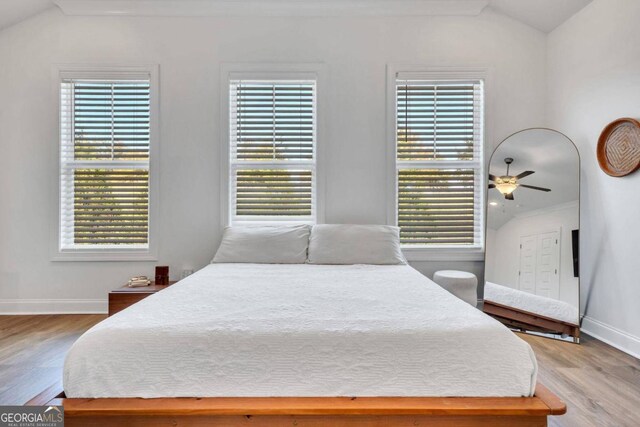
top-left (41, 262), bottom-right (565, 425)
top-left (483, 281), bottom-right (580, 342)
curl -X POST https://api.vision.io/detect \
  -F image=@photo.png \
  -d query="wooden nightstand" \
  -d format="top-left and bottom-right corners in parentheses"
top-left (108, 281), bottom-right (177, 316)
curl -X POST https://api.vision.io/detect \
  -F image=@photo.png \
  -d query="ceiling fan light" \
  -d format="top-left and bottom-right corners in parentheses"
top-left (496, 182), bottom-right (518, 195)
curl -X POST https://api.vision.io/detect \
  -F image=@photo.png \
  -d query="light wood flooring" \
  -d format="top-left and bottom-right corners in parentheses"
top-left (0, 315), bottom-right (104, 405)
top-left (518, 332), bottom-right (640, 426)
top-left (1, 315), bottom-right (639, 426)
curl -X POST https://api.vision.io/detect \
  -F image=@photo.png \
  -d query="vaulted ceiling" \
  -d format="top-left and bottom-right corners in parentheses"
top-left (0, 0), bottom-right (592, 33)
top-left (489, 0), bottom-right (592, 32)
top-left (0, 0), bottom-right (52, 31)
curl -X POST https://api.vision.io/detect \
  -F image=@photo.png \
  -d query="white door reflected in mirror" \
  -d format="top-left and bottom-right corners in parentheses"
top-left (518, 231), bottom-right (560, 299)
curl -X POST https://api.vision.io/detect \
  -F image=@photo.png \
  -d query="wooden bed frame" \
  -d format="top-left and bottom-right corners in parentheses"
top-left (28, 381), bottom-right (565, 427)
top-left (483, 300), bottom-right (580, 343)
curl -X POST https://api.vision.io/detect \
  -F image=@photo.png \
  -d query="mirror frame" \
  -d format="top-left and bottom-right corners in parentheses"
top-left (483, 127), bottom-right (581, 343)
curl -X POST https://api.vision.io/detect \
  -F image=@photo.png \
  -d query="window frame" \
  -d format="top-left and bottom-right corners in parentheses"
top-left (386, 65), bottom-right (490, 262)
top-left (51, 64), bottom-right (160, 262)
top-left (220, 63), bottom-right (326, 227)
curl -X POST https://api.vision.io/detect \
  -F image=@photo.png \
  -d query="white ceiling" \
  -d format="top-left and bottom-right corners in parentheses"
top-left (0, 0), bottom-right (592, 32)
top-left (0, 0), bottom-right (53, 31)
top-left (52, 0), bottom-right (490, 17)
top-left (489, 0), bottom-right (592, 33)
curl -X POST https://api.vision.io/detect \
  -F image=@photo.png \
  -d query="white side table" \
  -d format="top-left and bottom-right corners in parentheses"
top-left (433, 270), bottom-right (478, 307)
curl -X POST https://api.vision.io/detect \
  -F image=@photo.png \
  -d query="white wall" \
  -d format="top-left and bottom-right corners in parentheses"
top-left (0, 8), bottom-right (547, 313)
top-left (547, 0), bottom-right (640, 356)
top-left (486, 201), bottom-right (579, 309)
top-left (484, 228), bottom-right (497, 285)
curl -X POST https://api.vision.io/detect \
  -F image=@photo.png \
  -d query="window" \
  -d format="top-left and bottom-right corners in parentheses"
top-left (56, 67), bottom-right (157, 260)
top-left (228, 79), bottom-right (317, 223)
top-left (392, 73), bottom-right (484, 254)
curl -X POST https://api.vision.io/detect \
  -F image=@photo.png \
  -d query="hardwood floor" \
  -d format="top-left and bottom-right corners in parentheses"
top-left (518, 333), bottom-right (640, 427)
top-left (1, 315), bottom-right (639, 426)
top-left (0, 314), bottom-right (105, 406)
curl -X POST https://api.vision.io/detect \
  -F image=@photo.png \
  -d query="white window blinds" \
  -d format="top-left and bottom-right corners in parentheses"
top-left (229, 80), bottom-right (316, 222)
top-left (395, 79), bottom-right (483, 247)
top-left (60, 78), bottom-right (151, 249)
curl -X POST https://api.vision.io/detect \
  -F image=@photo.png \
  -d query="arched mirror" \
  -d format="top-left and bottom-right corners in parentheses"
top-left (483, 128), bottom-right (580, 343)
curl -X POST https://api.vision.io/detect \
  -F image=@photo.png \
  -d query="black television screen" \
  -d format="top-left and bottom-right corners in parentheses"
top-left (572, 229), bottom-right (579, 278)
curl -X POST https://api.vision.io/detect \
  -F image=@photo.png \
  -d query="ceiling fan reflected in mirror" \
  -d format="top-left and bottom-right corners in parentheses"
top-left (488, 158), bottom-right (551, 200)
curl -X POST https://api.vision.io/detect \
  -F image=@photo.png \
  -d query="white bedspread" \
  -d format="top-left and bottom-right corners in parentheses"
top-left (484, 281), bottom-right (579, 325)
top-left (64, 264), bottom-right (537, 398)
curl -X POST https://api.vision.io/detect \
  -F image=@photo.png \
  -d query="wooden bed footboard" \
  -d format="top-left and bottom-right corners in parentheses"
top-left (28, 383), bottom-right (566, 427)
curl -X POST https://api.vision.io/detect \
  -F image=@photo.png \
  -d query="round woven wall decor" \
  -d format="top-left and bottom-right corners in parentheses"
top-left (597, 118), bottom-right (640, 177)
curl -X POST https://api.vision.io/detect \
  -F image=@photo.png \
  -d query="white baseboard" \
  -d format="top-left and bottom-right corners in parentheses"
top-left (0, 299), bottom-right (107, 315)
top-left (581, 316), bottom-right (640, 360)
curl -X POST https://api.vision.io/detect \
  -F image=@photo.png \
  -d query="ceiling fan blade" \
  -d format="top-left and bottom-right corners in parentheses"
top-left (520, 184), bottom-right (551, 192)
top-left (488, 174), bottom-right (497, 182)
top-left (515, 170), bottom-right (535, 179)
top-left (488, 184), bottom-right (496, 189)
top-left (505, 193), bottom-right (514, 200)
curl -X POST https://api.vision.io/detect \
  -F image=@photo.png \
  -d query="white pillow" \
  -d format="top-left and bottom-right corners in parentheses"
top-left (307, 224), bottom-right (406, 265)
top-left (212, 225), bottom-right (311, 264)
